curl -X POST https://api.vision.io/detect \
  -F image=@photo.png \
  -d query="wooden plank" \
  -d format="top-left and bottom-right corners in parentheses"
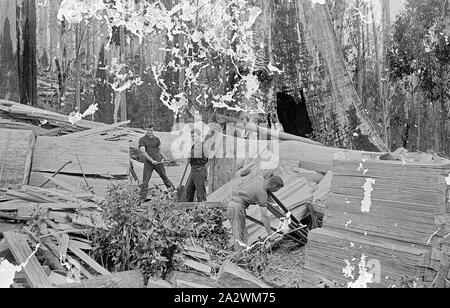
top-left (66, 255), bottom-right (94, 279)
top-left (147, 277), bottom-right (173, 288)
top-left (313, 171), bottom-right (333, 204)
top-left (22, 131), bottom-right (37, 185)
top-left (57, 270), bottom-right (144, 288)
top-left (182, 251), bottom-right (211, 261)
top-left (0, 201), bottom-right (94, 211)
top-left (300, 161), bottom-right (331, 173)
top-left (215, 114), bottom-right (323, 146)
top-left (21, 188), bottom-right (61, 203)
top-left (176, 202), bottom-right (225, 210)
top-left (60, 120), bottom-right (131, 139)
top-left (0, 223), bottom-right (23, 233)
top-left (432, 248), bottom-right (444, 261)
top-left (0, 100), bottom-right (104, 128)
top-left (69, 240), bottom-right (93, 251)
top-left (40, 174), bottom-right (84, 193)
top-left (29, 172), bottom-right (122, 199)
top-left (48, 272), bottom-right (75, 285)
top-left (278, 141), bottom-right (383, 170)
top-left (0, 129), bottom-right (33, 185)
top-left (5, 190), bottom-right (48, 203)
top-left (17, 206), bottom-right (45, 219)
top-left (176, 279), bottom-right (214, 288)
top-left (3, 231), bottom-right (52, 288)
top-left (32, 136), bottom-right (130, 176)
top-left (217, 260), bottom-right (271, 288)
top-left (48, 211), bottom-right (73, 224)
top-left (68, 242), bottom-right (110, 276)
top-left (0, 238), bottom-right (9, 254)
top-left (169, 271), bottom-right (220, 288)
top-left (183, 259), bottom-right (211, 275)
top-left (304, 228), bottom-right (430, 288)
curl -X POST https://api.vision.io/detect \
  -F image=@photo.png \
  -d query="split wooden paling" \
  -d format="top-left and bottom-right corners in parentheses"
top-left (0, 184), bottom-right (111, 288)
top-left (302, 159), bottom-right (450, 288)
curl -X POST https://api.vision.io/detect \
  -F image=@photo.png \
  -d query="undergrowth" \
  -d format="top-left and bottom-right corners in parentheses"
top-left (89, 182), bottom-right (229, 282)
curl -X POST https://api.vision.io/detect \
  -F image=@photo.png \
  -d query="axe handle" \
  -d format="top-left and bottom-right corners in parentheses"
top-left (179, 162), bottom-right (190, 187)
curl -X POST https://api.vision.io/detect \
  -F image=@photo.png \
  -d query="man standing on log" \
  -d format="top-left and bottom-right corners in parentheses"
top-left (185, 128), bottom-right (210, 202)
top-left (139, 124), bottom-right (175, 200)
top-left (227, 175), bottom-right (284, 256)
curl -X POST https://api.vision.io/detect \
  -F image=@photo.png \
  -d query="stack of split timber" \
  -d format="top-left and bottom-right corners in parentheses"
top-left (0, 100), bottom-right (103, 135)
top-left (0, 100), bottom-right (187, 193)
top-left (28, 135), bottom-right (130, 199)
top-left (0, 185), bottom-right (146, 288)
top-left (303, 159), bottom-right (450, 288)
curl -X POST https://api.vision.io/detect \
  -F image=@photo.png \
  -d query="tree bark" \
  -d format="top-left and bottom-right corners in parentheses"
top-left (75, 23), bottom-right (81, 111)
top-left (294, 0), bottom-right (388, 151)
top-left (0, 0), bottom-right (20, 101)
top-left (356, 0), bottom-right (363, 103)
top-left (119, 26), bottom-right (127, 122)
top-left (381, 0), bottom-right (391, 149)
top-left (16, 0), bottom-right (37, 106)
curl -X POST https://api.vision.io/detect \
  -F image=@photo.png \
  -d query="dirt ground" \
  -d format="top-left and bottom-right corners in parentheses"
top-left (261, 241), bottom-right (307, 288)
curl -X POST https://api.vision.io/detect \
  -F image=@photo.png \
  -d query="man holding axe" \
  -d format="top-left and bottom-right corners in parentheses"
top-left (227, 175), bottom-right (285, 257)
top-left (139, 124), bottom-right (175, 200)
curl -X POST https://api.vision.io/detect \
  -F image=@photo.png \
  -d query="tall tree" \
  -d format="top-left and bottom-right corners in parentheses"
top-left (16, 0), bottom-right (37, 106)
top-left (390, 0), bottom-right (450, 154)
top-left (0, 13), bottom-right (19, 101)
top-left (293, 0), bottom-right (388, 151)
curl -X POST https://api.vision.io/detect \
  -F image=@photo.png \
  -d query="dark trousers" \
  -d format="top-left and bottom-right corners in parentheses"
top-left (185, 165), bottom-right (208, 202)
top-left (140, 161), bottom-right (175, 200)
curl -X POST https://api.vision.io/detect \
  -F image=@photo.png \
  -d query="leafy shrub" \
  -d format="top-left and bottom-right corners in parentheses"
top-left (89, 182), bottom-right (229, 281)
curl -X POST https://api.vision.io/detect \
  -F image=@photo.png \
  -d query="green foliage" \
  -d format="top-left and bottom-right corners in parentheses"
top-left (234, 245), bottom-right (271, 278)
top-left (390, 0), bottom-right (450, 98)
top-left (386, 0), bottom-right (450, 153)
top-left (89, 182), bottom-right (229, 281)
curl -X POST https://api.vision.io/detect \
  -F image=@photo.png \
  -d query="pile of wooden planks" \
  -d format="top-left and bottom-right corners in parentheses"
top-left (167, 259), bottom-right (272, 289)
top-left (0, 100), bottom-right (103, 134)
top-left (303, 159), bottom-right (450, 288)
top-left (24, 135), bottom-right (130, 198)
top-left (0, 183), bottom-right (141, 288)
top-left (209, 158), bottom-right (320, 245)
top-left (0, 100), bottom-right (135, 197)
top-left (0, 185), bottom-right (103, 230)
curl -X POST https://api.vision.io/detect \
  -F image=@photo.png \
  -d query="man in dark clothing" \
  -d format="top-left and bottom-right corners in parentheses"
top-left (227, 175), bottom-right (284, 256)
top-left (139, 124), bottom-right (175, 200)
top-left (185, 128), bottom-right (209, 202)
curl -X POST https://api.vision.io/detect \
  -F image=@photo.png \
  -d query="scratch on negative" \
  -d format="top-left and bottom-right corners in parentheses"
top-left (427, 228), bottom-right (442, 246)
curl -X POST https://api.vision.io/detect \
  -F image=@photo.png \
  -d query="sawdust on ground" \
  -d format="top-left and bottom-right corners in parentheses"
top-left (261, 241), bottom-right (307, 288)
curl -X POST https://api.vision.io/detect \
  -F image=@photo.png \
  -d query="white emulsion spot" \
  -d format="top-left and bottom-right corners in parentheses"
top-left (361, 178), bottom-right (375, 213)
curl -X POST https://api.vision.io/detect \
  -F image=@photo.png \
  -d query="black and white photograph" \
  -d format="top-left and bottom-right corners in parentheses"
top-left (0, 0), bottom-right (450, 294)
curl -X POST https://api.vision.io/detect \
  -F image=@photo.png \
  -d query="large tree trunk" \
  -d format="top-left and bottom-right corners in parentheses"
top-left (16, 0), bottom-right (37, 106)
top-left (75, 23), bottom-right (81, 111)
top-left (0, 0), bottom-right (20, 101)
top-left (119, 26), bottom-right (127, 122)
top-left (381, 0), bottom-right (391, 148)
top-left (293, 0), bottom-right (388, 151)
top-left (356, 0), bottom-right (364, 103)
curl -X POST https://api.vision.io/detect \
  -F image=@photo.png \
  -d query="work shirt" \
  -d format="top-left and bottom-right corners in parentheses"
top-left (189, 142), bottom-right (208, 166)
top-left (139, 135), bottom-right (163, 162)
top-left (231, 176), bottom-right (270, 209)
